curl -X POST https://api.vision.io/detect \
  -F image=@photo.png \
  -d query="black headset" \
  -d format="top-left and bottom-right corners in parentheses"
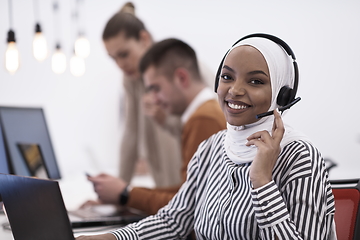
top-left (214, 33), bottom-right (300, 114)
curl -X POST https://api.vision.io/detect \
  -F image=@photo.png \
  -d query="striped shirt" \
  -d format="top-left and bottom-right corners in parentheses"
top-left (112, 130), bottom-right (335, 239)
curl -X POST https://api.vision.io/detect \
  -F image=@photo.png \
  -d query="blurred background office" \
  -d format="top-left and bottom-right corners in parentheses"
top-left (0, 0), bottom-right (359, 182)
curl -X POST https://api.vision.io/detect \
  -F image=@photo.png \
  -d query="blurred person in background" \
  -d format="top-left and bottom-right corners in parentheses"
top-left (94, 2), bottom-right (183, 190)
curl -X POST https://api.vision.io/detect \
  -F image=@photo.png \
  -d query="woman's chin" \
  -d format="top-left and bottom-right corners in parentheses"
top-left (226, 118), bottom-right (260, 127)
top-left (125, 71), bottom-right (140, 80)
top-left (226, 120), bottom-right (242, 127)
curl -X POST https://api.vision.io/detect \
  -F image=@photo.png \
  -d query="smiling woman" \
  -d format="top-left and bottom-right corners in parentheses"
top-left (76, 33), bottom-right (336, 240)
top-left (217, 46), bottom-right (272, 127)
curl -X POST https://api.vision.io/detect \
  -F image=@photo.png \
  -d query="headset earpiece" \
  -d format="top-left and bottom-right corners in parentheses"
top-left (277, 86), bottom-right (293, 107)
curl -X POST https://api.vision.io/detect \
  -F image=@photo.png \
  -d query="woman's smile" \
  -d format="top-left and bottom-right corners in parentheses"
top-left (226, 100), bottom-right (251, 113)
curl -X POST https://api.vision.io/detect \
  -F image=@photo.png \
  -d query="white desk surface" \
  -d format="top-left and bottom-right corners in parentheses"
top-left (0, 174), bottom-right (154, 239)
top-left (0, 214), bottom-right (13, 240)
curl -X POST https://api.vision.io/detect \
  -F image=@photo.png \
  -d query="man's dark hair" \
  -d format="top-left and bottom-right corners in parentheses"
top-left (102, 2), bottom-right (146, 41)
top-left (139, 38), bottom-right (201, 80)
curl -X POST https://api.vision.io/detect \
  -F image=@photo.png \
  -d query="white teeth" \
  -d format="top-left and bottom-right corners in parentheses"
top-left (228, 102), bottom-right (248, 110)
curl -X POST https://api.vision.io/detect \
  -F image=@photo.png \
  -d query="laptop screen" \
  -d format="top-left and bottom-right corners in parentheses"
top-left (0, 107), bottom-right (61, 179)
top-left (0, 123), bottom-right (10, 174)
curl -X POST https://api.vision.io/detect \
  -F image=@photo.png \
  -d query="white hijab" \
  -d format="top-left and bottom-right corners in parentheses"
top-left (223, 37), bottom-right (309, 164)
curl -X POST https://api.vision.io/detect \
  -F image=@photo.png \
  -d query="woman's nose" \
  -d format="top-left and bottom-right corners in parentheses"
top-left (228, 81), bottom-right (246, 96)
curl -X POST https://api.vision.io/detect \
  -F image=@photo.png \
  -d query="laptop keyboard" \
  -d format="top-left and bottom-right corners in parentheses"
top-left (68, 205), bottom-right (118, 220)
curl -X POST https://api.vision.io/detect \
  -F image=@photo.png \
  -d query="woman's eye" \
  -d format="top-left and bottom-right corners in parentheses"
top-left (118, 52), bottom-right (129, 59)
top-left (221, 74), bottom-right (232, 81)
top-left (250, 79), bottom-right (263, 85)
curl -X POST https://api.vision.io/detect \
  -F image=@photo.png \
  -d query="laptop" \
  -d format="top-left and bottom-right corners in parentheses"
top-left (0, 174), bottom-right (146, 239)
top-left (0, 174), bottom-right (75, 240)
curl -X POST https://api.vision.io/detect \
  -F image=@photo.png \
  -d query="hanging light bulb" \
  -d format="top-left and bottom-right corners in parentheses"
top-left (74, 35), bottom-right (90, 58)
top-left (70, 51), bottom-right (85, 77)
top-left (33, 23), bottom-right (48, 61)
top-left (51, 44), bottom-right (66, 74)
top-left (5, 29), bottom-right (20, 74)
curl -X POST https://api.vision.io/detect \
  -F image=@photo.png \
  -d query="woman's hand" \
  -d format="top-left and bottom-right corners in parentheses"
top-left (76, 233), bottom-right (116, 240)
top-left (246, 109), bottom-right (285, 189)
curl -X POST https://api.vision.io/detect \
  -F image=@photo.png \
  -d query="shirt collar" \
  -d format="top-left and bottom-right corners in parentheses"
top-left (181, 87), bottom-right (216, 124)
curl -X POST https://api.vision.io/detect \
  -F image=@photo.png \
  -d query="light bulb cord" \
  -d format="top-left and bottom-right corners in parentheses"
top-left (33, 0), bottom-right (39, 23)
top-left (8, 0), bottom-right (13, 29)
top-left (53, 1), bottom-right (61, 48)
top-left (72, 0), bottom-right (80, 41)
top-left (7, 0), bottom-right (16, 43)
top-left (74, 0), bottom-right (86, 37)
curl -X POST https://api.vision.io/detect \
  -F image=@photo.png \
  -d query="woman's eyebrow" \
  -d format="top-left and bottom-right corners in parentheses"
top-left (248, 70), bottom-right (268, 77)
top-left (222, 65), bottom-right (235, 73)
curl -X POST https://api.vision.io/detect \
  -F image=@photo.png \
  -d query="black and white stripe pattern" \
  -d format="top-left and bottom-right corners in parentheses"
top-left (112, 130), bottom-right (335, 240)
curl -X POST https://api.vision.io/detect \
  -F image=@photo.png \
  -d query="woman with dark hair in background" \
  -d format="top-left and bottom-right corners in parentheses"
top-left (88, 2), bottom-right (183, 194)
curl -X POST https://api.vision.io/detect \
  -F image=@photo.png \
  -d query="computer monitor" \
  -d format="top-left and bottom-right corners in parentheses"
top-left (0, 106), bottom-right (61, 179)
top-left (0, 123), bottom-right (10, 174)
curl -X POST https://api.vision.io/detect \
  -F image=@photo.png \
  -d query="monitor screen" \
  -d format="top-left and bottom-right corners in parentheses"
top-left (17, 143), bottom-right (48, 179)
top-left (0, 107), bottom-right (61, 179)
top-left (0, 123), bottom-right (10, 174)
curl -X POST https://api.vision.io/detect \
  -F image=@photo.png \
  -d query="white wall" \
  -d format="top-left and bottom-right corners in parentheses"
top-left (0, 0), bottom-right (359, 181)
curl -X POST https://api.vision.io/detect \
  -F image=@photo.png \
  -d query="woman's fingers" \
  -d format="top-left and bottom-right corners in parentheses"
top-left (246, 109), bottom-right (284, 146)
top-left (272, 108), bottom-right (285, 144)
top-left (246, 130), bottom-right (272, 145)
top-left (248, 110), bottom-right (286, 189)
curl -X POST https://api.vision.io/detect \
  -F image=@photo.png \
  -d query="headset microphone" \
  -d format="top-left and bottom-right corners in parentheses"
top-left (256, 97), bottom-right (301, 119)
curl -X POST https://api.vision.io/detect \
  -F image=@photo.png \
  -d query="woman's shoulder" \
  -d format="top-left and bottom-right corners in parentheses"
top-left (281, 140), bottom-right (321, 160)
top-left (274, 140), bottom-right (326, 183)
